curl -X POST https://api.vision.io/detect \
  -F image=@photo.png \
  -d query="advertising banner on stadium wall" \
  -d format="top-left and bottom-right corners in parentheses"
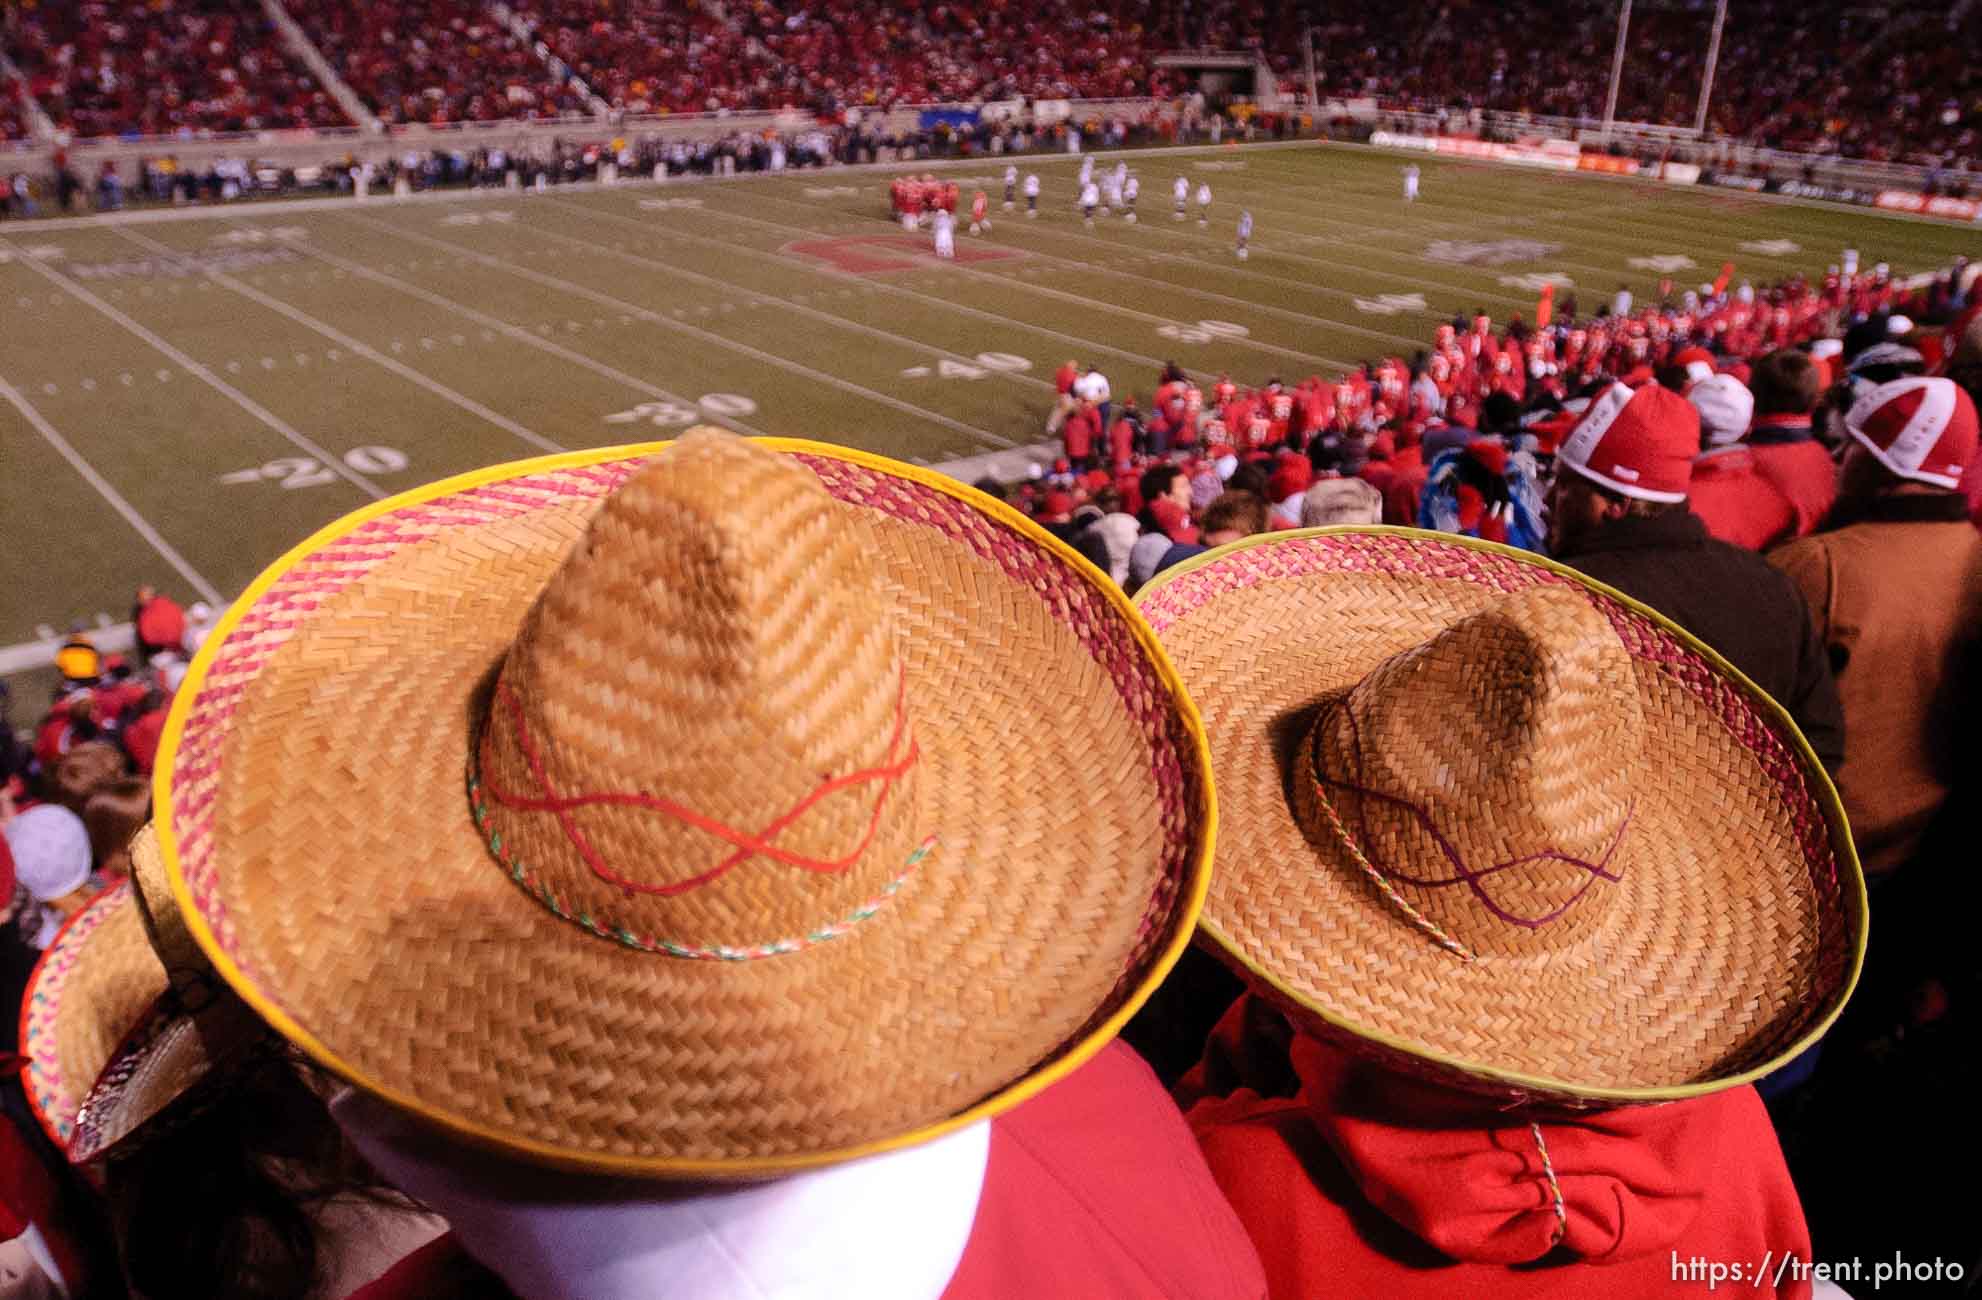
top-left (1703, 172), bottom-right (1769, 191)
top-left (1875, 189), bottom-right (1982, 220)
top-left (1369, 131), bottom-right (1440, 151)
top-left (1577, 154), bottom-right (1640, 176)
top-left (1660, 162), bottom-right (1702, 185)
top-left (1775, 180), bottom-right (1874, 205)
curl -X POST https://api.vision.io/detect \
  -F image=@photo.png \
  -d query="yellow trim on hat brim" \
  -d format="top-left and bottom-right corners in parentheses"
top-left (1137, 523), bottom-right (1867, 1105)
top-left (153, 435), bottom-right (1217, 1176)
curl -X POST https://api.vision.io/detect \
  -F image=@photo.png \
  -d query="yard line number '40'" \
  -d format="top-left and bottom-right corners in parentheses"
top-left (900, 352), bottom-right (1033, 380)
top-left (218, 445), bottom-right (409, 489)
top-left (604, 393), bottom-right (761, 427)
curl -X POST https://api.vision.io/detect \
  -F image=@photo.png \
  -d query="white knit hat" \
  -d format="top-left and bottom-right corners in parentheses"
top-left (4, 805), bottom-right (92, 901)
top-left (1688, 373), bottom-right (1756, 449)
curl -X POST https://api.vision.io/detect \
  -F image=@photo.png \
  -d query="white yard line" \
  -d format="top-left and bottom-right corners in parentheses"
top-left (531, 198), bottom-right (1058, 395)
top-left (115, 227), bottom-right (566, 454)
top-left (0, 372), bottom-right (224, 606)
top-left (344, 212), bottom-right (1020, 451)
top-left (673, 196), bottom-right (1356, 373)
top-left (244, 225), bottom-right (772, 437)
top-left (0, 236), bottom-right (388, 499)
top-left (550, 196), bottom-right (1207, 381)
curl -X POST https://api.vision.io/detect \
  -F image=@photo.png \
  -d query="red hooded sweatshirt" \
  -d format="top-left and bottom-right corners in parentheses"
top-left (1184, 998), bottom-right (1813, 1300)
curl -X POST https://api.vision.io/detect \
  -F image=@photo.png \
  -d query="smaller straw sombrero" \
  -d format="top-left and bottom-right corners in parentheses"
top-left (138, 432), bottom-right (1212, 1174)
top-left (19, 825), bottom-right (269, 1158)
top-left (1138, 528), bottom-right (1865, 1106)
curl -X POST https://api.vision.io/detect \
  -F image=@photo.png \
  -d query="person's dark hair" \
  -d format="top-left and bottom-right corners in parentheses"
top-left (111, 1053), bottom-right (421, 1300)
top-left (1654, 363), bottom-right (1691, 394)
top-left (1092, 486), bottom-right (1123, 514)
top-left (83, 778), bottom-right (150, 878)
top-left (1479, 391), bottom-right (1522, 434)
top-left (1200, 490), bottom-right (1269, 538)
top-left (970, 476), bottom-right (1009, 502)
top-left (50, 740), bottom-right (127, 815)
top-left (1136, 465), bottom-right (1186, 529)
top-left (1750, 350), bottom-right (1822, 417)
top-left (1224, 463), bottom-right (1271, 500)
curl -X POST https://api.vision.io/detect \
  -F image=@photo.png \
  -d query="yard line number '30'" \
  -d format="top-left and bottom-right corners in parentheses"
top-left (1156, 319), bottom-right (1251, 345)
top-left (217, 446), bottom-right (410, 489)
top-left (604, 393), bottom-right (761, 427)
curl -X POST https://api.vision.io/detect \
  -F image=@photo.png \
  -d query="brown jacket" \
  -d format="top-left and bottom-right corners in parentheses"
top-left (1770, 495), bottom-right (1982, 875)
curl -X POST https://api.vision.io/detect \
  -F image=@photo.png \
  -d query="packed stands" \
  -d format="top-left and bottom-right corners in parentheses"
top-left (508, 0), bottom-right (1173, 114)
top-left (1, 0), bottom-right (349, 138)
top-left (284, 0), bottom-right (591, 124)
top-left (1307, 0), bottom-right (1980, 168)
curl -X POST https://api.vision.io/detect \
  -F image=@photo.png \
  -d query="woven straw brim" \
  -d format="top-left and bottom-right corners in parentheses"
top-left (1137, 527), bottom-right (1865, 1105)
top-left (19, 884), bottom-right (163, 1147)
top-left (155, 439), bottom-right (1211, 1174)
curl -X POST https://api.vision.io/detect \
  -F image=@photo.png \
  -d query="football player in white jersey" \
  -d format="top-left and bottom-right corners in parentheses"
top-left (1080, 180), bottom-right (1100, 227)
top-left (1123, 175), bottom-right (1140, 223)
top-left (932, 206), bottom-right (956, 260)
top-left (1402, 164), bottom-right (1420, 201)
top-left (1196, 182), bottom-right (1212, 227)
top-left (1003, 164), bottom-right (1018, 209)
top-left (1023, 172), bottom-right (1041, 218)
top-left (1173, 175), bottom-right (1189, 220)
top-left (1236, 210), bottom-right (1252, 260)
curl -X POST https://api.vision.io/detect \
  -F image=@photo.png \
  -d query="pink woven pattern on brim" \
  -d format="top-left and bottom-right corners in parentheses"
top-left (21, 881), bottom-right (132, 1142)
top-left (169, 451), bottom-right (1195, 1012)
top-left (1139, 530), bottom-right (1853, 1048)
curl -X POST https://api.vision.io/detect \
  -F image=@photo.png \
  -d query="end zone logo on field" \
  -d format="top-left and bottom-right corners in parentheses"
top-left (781, 236), bottom-right (1026, 275)
top-left (1424, 239), bottom-right (1563, 267)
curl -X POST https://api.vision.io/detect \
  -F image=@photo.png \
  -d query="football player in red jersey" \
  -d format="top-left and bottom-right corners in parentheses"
top-left (1212, 373), bottom-right (1237, 407)
top-left (969, 190), bottom-right (990, 234)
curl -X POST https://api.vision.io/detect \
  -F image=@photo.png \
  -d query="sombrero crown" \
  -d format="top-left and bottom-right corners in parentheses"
top-left (474, 434), bottom-right (926, 956)
top-left (1298, 588), bottom-right (1642, 962)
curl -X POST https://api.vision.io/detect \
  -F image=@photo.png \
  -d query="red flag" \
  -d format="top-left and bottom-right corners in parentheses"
top-left (1714, 261), bottom-right (1735, 296)
top-left (1536, 283), bottom-right (1554, 330)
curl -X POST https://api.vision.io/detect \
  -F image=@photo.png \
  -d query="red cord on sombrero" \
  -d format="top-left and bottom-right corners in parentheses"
top-left (478, 674), bottom-right (919, 897)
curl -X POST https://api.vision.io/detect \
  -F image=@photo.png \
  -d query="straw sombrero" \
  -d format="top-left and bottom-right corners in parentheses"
top-left (134, 432), bottom-right (1211, 1174)
top-left (1137, 528), bottom-right (1865, 1106)
top-left (19, 826), bottom-right (271, 1158)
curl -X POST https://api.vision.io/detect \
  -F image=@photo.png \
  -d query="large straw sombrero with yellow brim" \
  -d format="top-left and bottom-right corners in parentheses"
top-left (87, 431), bottom-right (1210, 1175)
top-left (1136, 527), bottom-right (1865, 1105)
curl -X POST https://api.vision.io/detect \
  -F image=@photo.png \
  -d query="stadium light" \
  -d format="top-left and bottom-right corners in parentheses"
top-left (1601, 0), bottom-right (1632, 139)
top-left (1695, 0), bottom-right (1730, 137)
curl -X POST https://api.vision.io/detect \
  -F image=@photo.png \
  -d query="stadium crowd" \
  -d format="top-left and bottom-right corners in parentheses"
top-left (1309, 0), bottom-right (1981, 168)
top-left (0, 0), bottom-right (1970, 170)
top-left (0, 0), bottom-right (347, 139)
top-left (285, 0), bottom-right (591, 126)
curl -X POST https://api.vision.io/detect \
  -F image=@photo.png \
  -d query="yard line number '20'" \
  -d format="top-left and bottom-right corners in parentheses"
top-left (604, 393), bottom-right (760, 427)
top-left (218, 446), bottom-right (410, 489)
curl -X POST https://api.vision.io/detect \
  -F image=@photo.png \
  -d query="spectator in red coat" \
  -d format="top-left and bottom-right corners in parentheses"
top-left (1061, 401), bottom-right (1100, 472)
top-left (1687, 373), bottom-right (1796, 550)
top-left (1747, 351), bottom-right (1840, 536)
top-left (131, 585), bottom-right (186, 661)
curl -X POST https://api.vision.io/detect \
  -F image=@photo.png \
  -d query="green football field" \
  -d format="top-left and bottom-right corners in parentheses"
top-left (2, 138), bottom-right (1978, 689)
